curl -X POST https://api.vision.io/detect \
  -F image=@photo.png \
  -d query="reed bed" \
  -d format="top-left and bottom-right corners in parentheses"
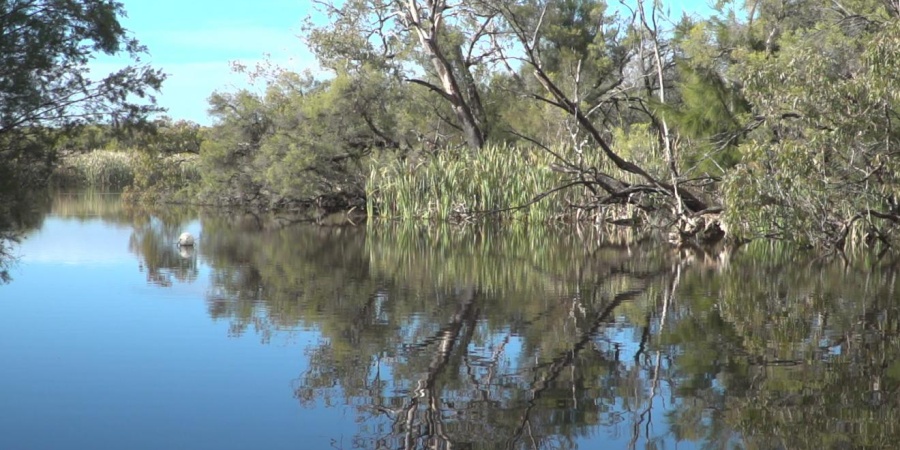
top-left (367, 144), bottom-right (603, 222)
top-left (52, 150), bottom-right (135, 188)
top-left (51, 150), bottom-right (201, 193)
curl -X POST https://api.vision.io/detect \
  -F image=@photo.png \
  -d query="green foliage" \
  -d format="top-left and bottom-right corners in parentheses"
top-left (42, 0), bottom-right (887, 251)
top-left (50, 148), bottom-right (200, 195)
top-left (722, 11), bottom-right (900, 247)
top-left (666, 63), bottom-right (748, 174)
top-left (259, 68), bottom-right (408, 199)
top-left (197, 86), bottom-right (274, 206)
top-left (197, 67), bottom-right (416, 208)
top-left (53, 118), bottom-right (204, 157)
top-left (124, 152), bottom-right (200, 203)
top-left (49, 118), bottom-right (204, 197)
top-left (305, 0), bottom-right (495, 149)
top-left (0, 0), bottom-right (164, 188)
top-left (609, 123), bottom-right (665, 177)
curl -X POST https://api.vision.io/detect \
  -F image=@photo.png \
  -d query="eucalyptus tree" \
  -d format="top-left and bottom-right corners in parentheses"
top-left (305, 0), bottom-right (720, 235)
top-left (484, 0), bottom-right (717, 241)
top-left (720, 0), bottom-right (900, 248)
top-left (307, 0), bottom-right (498, 150)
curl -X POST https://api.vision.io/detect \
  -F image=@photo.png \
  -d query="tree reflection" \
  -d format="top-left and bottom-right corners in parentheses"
top-left (129, 213), bottom-right (900, 449)
top-left (197, 221), bottom-right (684, 448)
top-left (47, 190), bottom-right (200, 287)
top-left (668, 243), bottom-right (900, 449)
top-left (128, 216), bottom-right (199, 286)
top-left (0, 188), bottom-right (48, 283)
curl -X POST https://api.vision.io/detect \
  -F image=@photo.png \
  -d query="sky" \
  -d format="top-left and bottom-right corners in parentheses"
top-left (94, 0), bottom-right (717, 126)
top-left (93, 0), bottom-right (319, 125)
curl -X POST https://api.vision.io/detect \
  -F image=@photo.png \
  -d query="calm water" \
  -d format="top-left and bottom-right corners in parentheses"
top-left (1, 191), bottom-right (899, 450)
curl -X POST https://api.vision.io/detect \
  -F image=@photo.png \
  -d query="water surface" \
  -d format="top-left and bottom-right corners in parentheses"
top-left (1, 191), bottom-right (898, 449)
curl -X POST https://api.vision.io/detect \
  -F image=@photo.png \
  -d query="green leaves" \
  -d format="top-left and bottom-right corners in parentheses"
top-left (0, 0), bottom-right (165, 192)
top-left (198, 66), bottom-right (420, 207)
top-left (719, 4), bottom-right (900, 247)
top-left (0, 0), bottom-right (164, 130)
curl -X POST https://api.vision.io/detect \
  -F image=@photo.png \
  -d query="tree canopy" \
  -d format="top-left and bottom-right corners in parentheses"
top-left (0, 0), bottom-right (165, 184)
top-left (35, 0), bottom-right (886, 252)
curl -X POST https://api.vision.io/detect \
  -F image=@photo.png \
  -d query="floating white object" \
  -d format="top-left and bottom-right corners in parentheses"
top-left (178, 246), bottom-right (195, 259)
top-left (177, 232), bottom-right (195, 247)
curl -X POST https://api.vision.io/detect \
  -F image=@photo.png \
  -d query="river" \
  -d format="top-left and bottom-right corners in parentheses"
top-left (1, 191), bottom-right (898, 449)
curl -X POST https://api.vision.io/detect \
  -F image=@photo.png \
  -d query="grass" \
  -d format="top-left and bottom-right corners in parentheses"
top-left (367, 143), bottom-right (610, 222)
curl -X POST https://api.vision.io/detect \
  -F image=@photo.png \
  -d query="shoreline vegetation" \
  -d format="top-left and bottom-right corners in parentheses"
top-left (1, 0), bottom-right (899, 255)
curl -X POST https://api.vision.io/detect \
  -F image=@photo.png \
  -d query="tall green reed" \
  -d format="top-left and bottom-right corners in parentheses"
top-left (52, 149), bottom-right (201, 196)
top-left (52, 150), bottom-right (135, 188)
top-left (367, 143), bottom-right (603, 222)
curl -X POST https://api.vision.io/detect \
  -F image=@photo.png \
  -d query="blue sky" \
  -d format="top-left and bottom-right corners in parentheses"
top-left (93, 0), bottom-right (319, 125)
top-left (95, 0), bottom-right (717, 125)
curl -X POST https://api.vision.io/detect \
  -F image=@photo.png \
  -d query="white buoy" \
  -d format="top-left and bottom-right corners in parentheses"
top-left (177, 232), bottom-right (195, 247)
top-left (178, 246), bottom-right (195, 259)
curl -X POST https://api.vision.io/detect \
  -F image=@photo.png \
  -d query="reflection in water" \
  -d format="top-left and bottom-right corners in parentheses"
top-left (0, 188), bottom-right (48, 283)
top-left (47, 190), bottom-right (200, 287)
top-left (178, 217), bottom-right (900, 449)
top-left (129, 218), bottom-right (199, 287)
top-left (8, 191), bottom-right (900, 449)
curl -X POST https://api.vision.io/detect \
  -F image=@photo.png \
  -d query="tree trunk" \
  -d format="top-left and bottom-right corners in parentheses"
top-left (405, 0), bottom-right (487, 150)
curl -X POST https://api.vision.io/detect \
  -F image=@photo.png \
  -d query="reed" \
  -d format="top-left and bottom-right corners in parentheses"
top-left (367, 143), bottom-right (604, 222)
top-left (51, 150), bottom-right (201, 196)
top-left (52, 150), bottom-right (135, 188)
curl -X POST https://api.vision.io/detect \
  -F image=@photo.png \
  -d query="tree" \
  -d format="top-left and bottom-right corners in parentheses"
top-left (0, 0), bottom-right (165, 180)
top-left (307, 0), bottom-right (715, 216)
top-left (721, 0), bottom-right (900, 248)
top-left (0, 0), bottom-right (164, 279)
top-left (198, 64), bottom-right (420, 209)
top-left (307, 0), bottom-right (494, 150)
top-left (490, 0), bottom-right (714, 223)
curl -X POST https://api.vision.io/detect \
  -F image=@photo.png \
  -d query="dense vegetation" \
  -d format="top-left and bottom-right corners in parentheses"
top-left (2, 0), bottom-right (900, 252)
top-left (0, 0), bottom-right (164, 186)
top-left (187, 0), bottom-right (900, 250)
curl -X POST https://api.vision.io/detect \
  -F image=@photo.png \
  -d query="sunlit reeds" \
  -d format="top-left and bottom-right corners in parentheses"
top-left (51, 150), bottom-right (201, 194)
top-left (52, 150), bottom-right (135, 188)
top-left (367, 143), bottom-right (605, 222)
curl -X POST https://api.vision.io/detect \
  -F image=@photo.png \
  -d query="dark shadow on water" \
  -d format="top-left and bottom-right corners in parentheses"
top-left (0, 187), bottom-right (49, 283)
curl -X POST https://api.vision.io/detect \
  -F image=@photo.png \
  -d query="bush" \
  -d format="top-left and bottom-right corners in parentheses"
top-left (124, 151), bottom-right (201, 203)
